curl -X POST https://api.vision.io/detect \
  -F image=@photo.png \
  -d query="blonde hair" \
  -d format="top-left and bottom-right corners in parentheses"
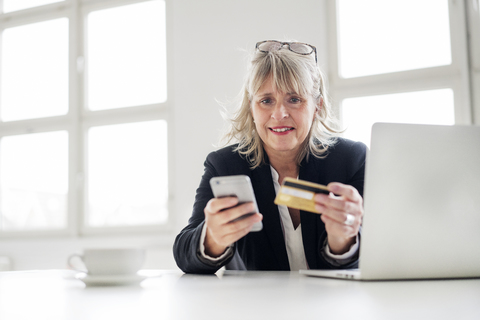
top-left (223, 45), bottom-right (340, 169)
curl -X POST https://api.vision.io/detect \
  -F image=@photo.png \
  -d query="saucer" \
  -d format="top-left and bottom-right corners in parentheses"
top-left (75, 272), bottom-right (147, 286)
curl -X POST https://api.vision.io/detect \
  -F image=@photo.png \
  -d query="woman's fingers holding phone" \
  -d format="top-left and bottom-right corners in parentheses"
top-left (205, 197), bottom-right (256, 224)
top-left (204, 197), bottom-right (262, 256)
top-left (217, 212), bottom-right (263, 245)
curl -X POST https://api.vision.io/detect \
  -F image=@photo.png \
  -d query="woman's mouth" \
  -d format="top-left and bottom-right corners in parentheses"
top-left (270, 127), bottom-right (294, 133)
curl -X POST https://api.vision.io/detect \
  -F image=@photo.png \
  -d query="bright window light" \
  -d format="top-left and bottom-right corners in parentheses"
top-left (2, 0), bottom-right (63, 13)
top-left (86, 0), bottom-right (167, 110)
top-left (87, 121), bottom-right (168, 227)
top-left (0, 18), bottom-right (69, 121)
top-left (337, 0), bottom-right (451, 78)
top-left (0, 131), bottom-right (68, 231)
top-left (342, 89), bottom-right (455, 147)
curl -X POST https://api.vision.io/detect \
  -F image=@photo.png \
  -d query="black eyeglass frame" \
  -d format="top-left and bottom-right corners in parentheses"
top-left (255, 40), bottom-right (317, 63)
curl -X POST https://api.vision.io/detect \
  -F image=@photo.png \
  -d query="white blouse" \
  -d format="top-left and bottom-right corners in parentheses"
top-left (270, 166), bottom-right (308, 271)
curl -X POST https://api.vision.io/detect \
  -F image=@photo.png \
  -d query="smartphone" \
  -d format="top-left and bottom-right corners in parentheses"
top-left (209, 175), bottom-right (263, 232)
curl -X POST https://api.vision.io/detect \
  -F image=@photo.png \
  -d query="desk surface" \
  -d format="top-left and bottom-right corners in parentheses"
top-left (0, 269), bottom-right (479, 320)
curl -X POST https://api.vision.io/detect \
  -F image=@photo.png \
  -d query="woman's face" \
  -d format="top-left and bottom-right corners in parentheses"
top-left (250, 77), bottom-right (318, 159)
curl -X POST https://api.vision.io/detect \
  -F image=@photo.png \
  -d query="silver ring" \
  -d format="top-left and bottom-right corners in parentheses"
top-left (344, 214), bottom-right (355, 226)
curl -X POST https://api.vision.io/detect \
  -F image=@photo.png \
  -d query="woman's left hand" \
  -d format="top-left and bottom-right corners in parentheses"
top-left (314, 182), bottom-right (364, 255)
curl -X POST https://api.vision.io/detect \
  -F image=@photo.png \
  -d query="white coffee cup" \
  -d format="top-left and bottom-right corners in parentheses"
top-left (68, 248), bottom-right (145, 275)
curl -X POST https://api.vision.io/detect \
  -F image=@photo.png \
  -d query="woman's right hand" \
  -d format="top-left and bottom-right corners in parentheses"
top-left (204, 197), bottom-right (263, 257)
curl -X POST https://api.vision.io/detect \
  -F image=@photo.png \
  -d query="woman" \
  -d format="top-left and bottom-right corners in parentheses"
top-left (173, 40), bottom-right (366, 273)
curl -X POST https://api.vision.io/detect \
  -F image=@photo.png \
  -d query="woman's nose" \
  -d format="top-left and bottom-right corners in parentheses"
top-left (271, 103), bottom-right (289, 120)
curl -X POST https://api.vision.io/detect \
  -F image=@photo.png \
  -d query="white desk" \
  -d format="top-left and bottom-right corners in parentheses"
top-left (0, 269), bottom-right (479, 320)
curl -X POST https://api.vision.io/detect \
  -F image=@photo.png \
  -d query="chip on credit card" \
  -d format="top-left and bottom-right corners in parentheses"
top-left (274, 177), bottom-right (330, 213)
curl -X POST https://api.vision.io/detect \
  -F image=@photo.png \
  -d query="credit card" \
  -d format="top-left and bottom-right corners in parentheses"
top-left (274, 177), bottom-right (330, 213)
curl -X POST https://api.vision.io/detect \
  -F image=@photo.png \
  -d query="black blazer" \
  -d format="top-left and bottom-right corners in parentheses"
top-left (173, 138), bottom-right (367, 274)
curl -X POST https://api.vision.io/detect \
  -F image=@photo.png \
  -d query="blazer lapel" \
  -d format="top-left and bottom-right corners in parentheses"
top-left (250, 164), bottom-right (290, 270)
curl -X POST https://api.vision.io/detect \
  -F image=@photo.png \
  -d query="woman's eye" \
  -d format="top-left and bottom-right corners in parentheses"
top-left (289, 97), bottom-right (302, 103)
top-left (260, 98), bottom-right (273, 104)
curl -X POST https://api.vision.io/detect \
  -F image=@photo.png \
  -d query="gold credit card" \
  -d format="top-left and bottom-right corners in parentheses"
top-left (274, 177), bottom-right (330, 213)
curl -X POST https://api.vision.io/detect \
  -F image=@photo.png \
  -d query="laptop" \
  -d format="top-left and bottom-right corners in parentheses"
top-left (300, 122), bottom-right (480, 280)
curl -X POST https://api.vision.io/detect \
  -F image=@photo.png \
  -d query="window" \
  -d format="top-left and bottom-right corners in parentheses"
top-left (329, 0), bottom-right (475, 146)
top-left (466, 0), bottom-right (480, 124)
top-left (0, 131), bottom-right (68, 231)
top-left (337, 0), bottom-right (451, 78)
top-left (342, 89), bottom-right (455, 147)
top-left (1, 18), bottom-right (68, 121)
top-left (86, 1), bottom-right (167, 110)
top-left (3, 0), bottom-right (64, 13)
top-left (0, 0), bottom-right (170, 237)
top-left (86, 121), bottom-right (168, 228)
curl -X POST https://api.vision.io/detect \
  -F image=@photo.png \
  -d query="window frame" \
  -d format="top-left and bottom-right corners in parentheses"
top-left (0, 0), bottom-right (174, 238)
top-left (327, 0), bottom-right (474, 132)
top-left (466, 0), bottom-right (480, 124)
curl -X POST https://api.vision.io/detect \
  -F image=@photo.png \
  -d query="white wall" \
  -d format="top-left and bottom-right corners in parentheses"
top-left (171, 0), bottom-right (329, 235)
top-left (0, 0), bottom-right (329, 271)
